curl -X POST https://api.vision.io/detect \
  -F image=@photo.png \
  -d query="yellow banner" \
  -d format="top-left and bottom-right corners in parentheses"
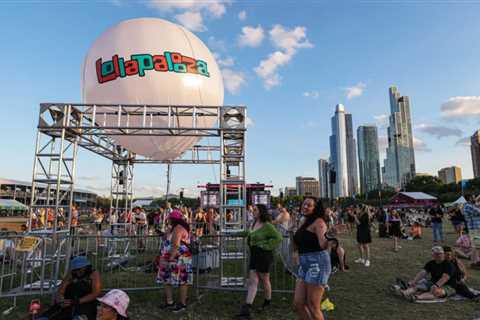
top-left (16, 236), bottom-right (39, 252)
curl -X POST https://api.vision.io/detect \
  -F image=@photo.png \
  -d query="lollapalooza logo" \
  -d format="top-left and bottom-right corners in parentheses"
top-left (96, 52), bottom-right (210, 83)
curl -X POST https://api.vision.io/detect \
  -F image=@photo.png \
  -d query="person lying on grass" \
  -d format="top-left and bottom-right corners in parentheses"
top-left (393, 246), bottom-right (456, 302)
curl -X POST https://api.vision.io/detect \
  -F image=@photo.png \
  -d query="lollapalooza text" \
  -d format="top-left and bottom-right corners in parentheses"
top-left (96, 52), bottom-right (210, 83)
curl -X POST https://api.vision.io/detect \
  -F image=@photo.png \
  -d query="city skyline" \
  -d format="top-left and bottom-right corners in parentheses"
top-left (1, 2), bottom-right (479, 197)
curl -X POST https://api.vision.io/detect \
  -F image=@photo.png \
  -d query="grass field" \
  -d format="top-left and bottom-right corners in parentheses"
top-left (1, 224), bottom-right (479, 320)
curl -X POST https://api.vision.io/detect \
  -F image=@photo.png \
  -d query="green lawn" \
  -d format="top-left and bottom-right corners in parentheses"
top-left (2, 224), bottom-right (479, 319)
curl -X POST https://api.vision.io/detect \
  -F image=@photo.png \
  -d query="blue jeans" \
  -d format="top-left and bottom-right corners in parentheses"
top-left (432, 222), bottom-right (443, 242)
top-left (297, 251), bottom-right (331, 286)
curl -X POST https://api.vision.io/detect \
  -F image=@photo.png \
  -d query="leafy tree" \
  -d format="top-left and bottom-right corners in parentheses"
top-left (405, 176), bottom-right (443, 195)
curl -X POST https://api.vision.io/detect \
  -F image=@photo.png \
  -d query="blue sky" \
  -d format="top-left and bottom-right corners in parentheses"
top-left (1, 1), bottom-right (480, 197)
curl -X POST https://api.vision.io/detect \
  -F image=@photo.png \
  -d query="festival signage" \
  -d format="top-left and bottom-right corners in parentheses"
top-left (96, 52), bottom-right (210, 84)
top-left (16, 236), bottom-right (40, 252)
top-left (82, 18), bottom-right (224, 161)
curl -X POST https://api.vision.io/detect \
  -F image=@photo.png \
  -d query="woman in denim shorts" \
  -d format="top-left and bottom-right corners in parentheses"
top-left (293, 197), bottom-right (330, 320)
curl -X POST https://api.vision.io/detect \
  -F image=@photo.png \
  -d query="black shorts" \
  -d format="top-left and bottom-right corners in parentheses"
top-left (390, 222), bottom-right (401, 237)
top-left (95, 223), bottom-right (102, 231)
top-left (248, 246), bottom-right (273, 273)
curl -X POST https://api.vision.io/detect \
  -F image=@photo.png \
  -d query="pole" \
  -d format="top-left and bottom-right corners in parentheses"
top-left (166, 164), bottom-right (171, 202)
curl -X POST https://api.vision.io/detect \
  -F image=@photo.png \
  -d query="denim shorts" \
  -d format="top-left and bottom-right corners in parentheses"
top-left (297, 251), bottom-right (331, 286)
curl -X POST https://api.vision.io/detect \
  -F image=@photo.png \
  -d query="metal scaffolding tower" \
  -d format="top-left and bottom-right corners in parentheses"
top-left (27, 103), bottom-right (247, 288)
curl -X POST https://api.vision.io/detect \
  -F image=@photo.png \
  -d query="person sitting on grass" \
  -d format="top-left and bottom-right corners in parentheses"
top-left (328, 237), bottom-right (348, 273)
top-left (408, 221), bottom-right (422, 240)
top-left (96, 289), bottom-right (130, 320)
top-left (453, 231), bottom-right (480, 268)
top-left (394, 246), bottom-right (456, 302)
top-left (39, 256), bottom-right (101, 320)
top-left (443, 246), bottom-right (479, 300)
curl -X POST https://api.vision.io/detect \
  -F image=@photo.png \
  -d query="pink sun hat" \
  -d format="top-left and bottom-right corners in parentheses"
top-left (97, 289), bottom-right (129, 317)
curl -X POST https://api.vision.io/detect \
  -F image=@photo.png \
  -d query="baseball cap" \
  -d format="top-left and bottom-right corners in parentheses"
top-left (70, 256), bottom-right (91, 270)
top-left (431, 246), bottom-right (444, 254)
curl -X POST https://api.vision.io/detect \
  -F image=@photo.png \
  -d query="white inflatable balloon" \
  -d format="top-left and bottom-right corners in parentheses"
top-left (81, 18), bottom-right (224, 160)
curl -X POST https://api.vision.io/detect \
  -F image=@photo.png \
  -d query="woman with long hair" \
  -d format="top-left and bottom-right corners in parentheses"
top-left (237, 204), bottom-right (282, 319)
top-left (387, 210), bottom-right (402, 252)
top-left (353, 206), bottom-right (372, 267)
top-left (157, 210), bottom-right (192, 313)
top-left (293, 197), bottom-right (330, 320)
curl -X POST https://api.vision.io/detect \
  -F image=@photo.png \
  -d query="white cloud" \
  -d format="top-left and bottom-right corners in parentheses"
top-left (254, 24), bottom-right (313, 89)
top-left (83, 184), bottom-right (110, 196)
top-left (303, 91), bottom-right (319, 99)
top-left (345, 82), bottom-right (366, 100)
top-left (135, 185), bottom-right (164, 196)
top-left (238, 25), bottom-right (265, 48)
top-left (441, 96), bottom-right (480, 120)
top-left (238, 10), bottom-right (247, 21)
top-left (209, 36), bottom-right (227, 52)
top-left (254, 51), bottom-right (291, 89)
top-left (147, 0), bottom-right (230, 32)
top-left (221, 68), bottom-right (245, 94)
top-left (174, 11), bottom-right (206, 32)
top-left (213, 52), bottom-right (234, 67)
top-left (218, 56), bottom-right (235, 67)
top-left (455, 137), bottom-right (470, 147)
top-left (413, 136), bottom-right (431, 152)
top-left (415, 123), bottom-right (463, 139)
top-left (269, 24), bottom-right (313, 52)
top-left (147, 0), bottom-right (229, 17)
top-left (374, 114), bottom-right (389, 130)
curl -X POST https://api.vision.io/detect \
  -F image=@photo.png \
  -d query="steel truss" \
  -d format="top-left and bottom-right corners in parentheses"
top-left (29, 103), bottom-right (247, 287)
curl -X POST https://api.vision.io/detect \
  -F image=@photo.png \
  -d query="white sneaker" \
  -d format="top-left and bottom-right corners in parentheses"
top-left (354, 258), bottom-right (365, 264)
top-left (365, 260), bottom-right (371, 267)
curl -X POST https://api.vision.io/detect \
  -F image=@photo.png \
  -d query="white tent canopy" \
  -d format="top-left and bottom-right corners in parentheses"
top-left (445, 196), bottom-right (468, 207)
top-left (452, 196), bottom-right (467, 205)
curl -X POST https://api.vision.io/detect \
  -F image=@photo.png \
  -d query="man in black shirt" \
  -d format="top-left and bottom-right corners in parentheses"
top-left (430, 206), bottom-right (444, 243)
top-left (397, 246), bottom-right (455, 302)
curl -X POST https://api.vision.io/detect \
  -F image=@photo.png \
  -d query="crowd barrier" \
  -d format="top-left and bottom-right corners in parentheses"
top-left (0, 228), bottom-right (297, 307)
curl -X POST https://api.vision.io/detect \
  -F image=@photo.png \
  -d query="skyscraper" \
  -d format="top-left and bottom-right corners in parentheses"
top-left (357, 125), bottom-right (381, 194)
top-left (329, 104), bottom-right (358, 197)
top-left (383, 86), bottom-right (416, 188)
top-left (295, 177), bottom-right (320, 197)
top-left (471, 130), bottom-right (480, 178)
top-left (345, 114), bottom-right (359, 195)
top-left (438, 166), bottom-right (462, 184)
top-left (318, 159), bottom-right (329, 198)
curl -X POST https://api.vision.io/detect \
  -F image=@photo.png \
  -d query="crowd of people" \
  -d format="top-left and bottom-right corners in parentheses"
top-left (23, 193), bottom-right (480, 319)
